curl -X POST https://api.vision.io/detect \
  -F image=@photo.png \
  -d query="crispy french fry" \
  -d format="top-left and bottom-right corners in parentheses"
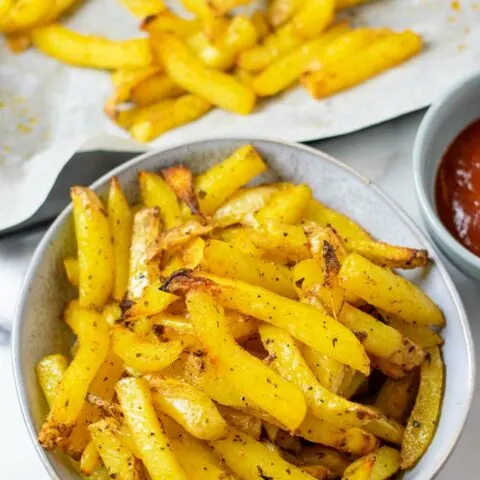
top-left (187, 289), bottom-right (307, 430)
top-left (112, 98), bottom-right (177, 129)
top-left (0, 0), bottom-right (49, 33)
top-left (31, 25), bottom-right (152, 69)
top-left (298, 445), bottom-right (350, 476)
top-left (79, 441), bottom-right (100, 475)
top-left (131, 73), bottom-right (184, 106)
top-left (195, 144), bottom-right (267, 215)
top-left (211, 429), bottom-right (314, 480)
top-left (141, 11), bottom-right (201, 36)
top-left (38, 308), bottom-right (109, 450)
top-left (268, 0), bottom-right (302, 27)
top-left (118, 0), bottom-right (165, 17)
top-left (292, 0), bottom-right (335, 38)
top-left (161, 165), bottom-right (200, 217)
top-left (152, 32), bottom-right (256, 115)
top-left (146, 376), bottom-right (228, 440)
top-left (111, 326), bottom-right (184, 373)
top-left (217, 405), bottom-right (262, 439)
top-left (36, 354), bottom-right (69, 408)
top-left (89, 418), bottom-right (143, 480)
top-left (203, 239), bottom-right (296, 298)
top-left (130, 94), bottom-right (212, 142)
top-left (364, 408), bottom-right (404, 445)
top-left (116, 378), bottom-right (189, 480)
top-left (251, 10), bottom-right (271, 40)
top-left (339, 253), bottom-right (444, 326)
top-left (297, 414), bottom-right (379, 456)
top-left (259, 324), bottom-right (377, 428)
top-left (128, 207), bottom-right (161, 299)
top-left (102, 302), bottom-right (122, 326)
top-left (216, 226), bottom-right (264, 258)
top-left (370, 356), bottom-right (408, 380)
top-left (343, 446), bottom-right (401, 480)
top-left (63, 256), bottom-right (79, 287)
top-left (301, 31), bottom-right (422, 98)
top-left (183, 237), bottom-right (205, 269)
top-left (340, 370), bottom-right (367, 399)
top-left (71, 186), bottom-right (114, 309)
top-left (108, 177), bottom-right (133, 301)
top-left (401, 347), bottom-right (444, 468)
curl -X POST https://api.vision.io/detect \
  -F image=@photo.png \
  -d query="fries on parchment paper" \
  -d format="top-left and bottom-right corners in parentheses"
top-left (2, 0), bottom-right (423, 141)
top-left (36, 144), bottom-right (444, 479)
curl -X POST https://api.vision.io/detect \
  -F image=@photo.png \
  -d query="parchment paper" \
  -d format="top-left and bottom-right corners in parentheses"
top-left (1, 0), bottom-right (479, 230)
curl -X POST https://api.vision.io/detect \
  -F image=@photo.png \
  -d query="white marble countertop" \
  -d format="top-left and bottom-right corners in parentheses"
top-left (1, 110), bottom-right (479, 478)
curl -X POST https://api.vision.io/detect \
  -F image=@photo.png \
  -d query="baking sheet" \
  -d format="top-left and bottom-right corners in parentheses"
top-left (1, 0), bottom-right (479, 230)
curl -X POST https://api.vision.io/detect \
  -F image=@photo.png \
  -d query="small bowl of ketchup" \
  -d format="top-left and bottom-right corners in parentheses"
top-left (414, 71), bottom-right (480, 279)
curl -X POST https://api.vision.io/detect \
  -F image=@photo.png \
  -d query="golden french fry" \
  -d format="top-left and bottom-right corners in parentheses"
top-left (147, 376), bottom-right (228, 440)
top-left (131, 73), bottom-right (184, 106)
top-left (208, 0), bottom-right (252, 14)
top-left (401, 347), bottom-right (444, 468)
top-left (79, 441), bottom-right (100, 475)
top-left (130, 94), bottom-right (212, 142)
top-left (203, 239), bottom-right (296, 298)
top-left (0, 0), bottom-right (13, 20)
top-left (339, 253), bottom-right (444, 326)
top-left (71, 186), bottom-right (114, 309)
top-left (141, 11), bottom-right (201, 36)
top-left (128, 207), bottom-right (161, 299)
top-left (195, 144), bottom-right (267, 215)
top-left (31, 25), bottom-right (152, 69)
top-left (211, 429), bottom-right (314, 480)
top-left (340, 370), bottom-right (367, 399)
top-left (268, 0), bottom-right (302, 27)
top-left (364, 408), bottom-right (404, 445)
top-left (370, 356), bottom-right (408, 380)
top-left (38, 308), bottom-right (109, 450)
top-left (251, 10), bottom-right (271, 40)
top-left (259, 324), bottom-right (377, 428)
top-left (111, 98), bottom-right (177, 130)
top-left (0, 0), bottom-right (49, 33)
top-left (292, 0), bottom-right (334, 38)
top-left (36, 354), bottom-right (69, 408)
top-left (217, 405), bottom-right (262, 440)
top-left (216, 226), bottom-right (264, 258)
top-left (5, 33), bottom-right (30, 53)
top-left (63, 256), bottom-right (79, 287)
top-left (301, 31), bottom-right (422, 98)
top-left (343, 446), bottom-right (401, 480)
top-left (111, 325), bottom-right (184, 373)
top-left (108, 177), bottom-right (133, 301)
top-left (182, 237), bottom-right (205, 269)
top-left (160, 165), bottom-right (200, 217)
top-left (118, 0), bottom-right (165, 17)
top-left (187, 289), bottom-right (307, 430)
top-left (116, 378), bottom-right (189, 480)
top-left (298, 445), bottom-right (350, 476)
top-left (152, 32), bottom-right (256, 115)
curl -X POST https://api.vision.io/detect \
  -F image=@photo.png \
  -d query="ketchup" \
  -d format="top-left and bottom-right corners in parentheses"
top-left (435, 119), bottom-right (480, 256)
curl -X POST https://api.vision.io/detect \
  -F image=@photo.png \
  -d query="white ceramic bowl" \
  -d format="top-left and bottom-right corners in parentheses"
top-left (12, 138), bottom-right (475, 479)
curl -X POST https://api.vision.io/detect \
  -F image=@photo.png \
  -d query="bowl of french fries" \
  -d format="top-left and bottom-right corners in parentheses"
top-left (13, 139), bottom-right (474, 480)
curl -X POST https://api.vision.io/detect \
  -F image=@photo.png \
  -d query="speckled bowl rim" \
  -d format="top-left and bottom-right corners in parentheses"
top-left (12, 137), bottom-right (475, 480)
top-left (413, 71), bottom-right (480, 275)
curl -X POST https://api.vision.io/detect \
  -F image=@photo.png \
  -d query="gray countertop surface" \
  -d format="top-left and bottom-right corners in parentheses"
top-left (1, 110), bottom-right (478, 478)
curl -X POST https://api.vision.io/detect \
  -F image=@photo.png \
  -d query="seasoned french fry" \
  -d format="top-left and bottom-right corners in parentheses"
top-left (152, 32), bottom-right (256, 115)
top-left (146, 376), bottom-right (228, 440)
top-left (141, 11), bottom-right (201, 36)
top-left (364, 408), bottom-right (404, 445)
top-left (36, 354), bottom-right (69, 408)
top-left (187, 289), bottom-right (307, 430)
top-left (292, 0), bottom-right (335, 38)
top-left (116, 378), bottom-right (189, 480)
top-left (31, 25), bottom-right (152, 69)
top-left (211, 429), bottom-right (315, 480)
top-left (259, 324), bottom-right (377, 428)
top-left (79, 441), bottom-right (100, 475)
top-left (370, 356), bottom-right (408, 380)
top-left (131, 73), bottom-right (184, 106)
top-left (130, 94), bottom-right (212, 142)
top-left (195, 144), bottom-right (267, 215)
top-left (217, 405), bottom-right (262, 439)
top-left (108, 177), bottom-right (133, 301)
top-left (268, 0), bottom-right (302, 27)
top-left (182, 236), bottom-right (205, 269)
top-left (128, 207), bottom-right (161, 299)
top-left (203, 239), bottom-right (296, 298)
top-left (343, 446), bottom-right (401, 480)
top-left (118, 0), bottom-right (165, 18)
top-left (161, 165), bottom-right (200, 217)
top-left (38, 308), bottom-right (109, 449)
top-left (216, 226), bottom-right (264, 258)
top-left (89, 417), bottom-right (143, 480)
top-left (401, 347), bottom-right (444, 468)
top-left (0, 0), bottom-right (49, 33)
top-left (340, 370), bottom-right (367, 399)
top-left (298, 445), bottom-right (350, 476)
top-left (339, 253), bottom-right (444, 326)
top-left (63, 256), bottom-right (79, 287)
top-left (301, 31), bottom-right (422, 98)
top-left (71, 187), bottom-right (114, 309)
top-left (111, 326), bottom-right (184, 373)
top-left (111, 98), bottom-right (177, 130)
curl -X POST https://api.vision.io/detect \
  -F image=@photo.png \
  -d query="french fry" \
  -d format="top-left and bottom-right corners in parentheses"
top-left (79, 441), bottom-right (100, 475)
top-left (301, 31), bottom-right (422, 98)
top-left (161, 165), bottom-right (201, 217)
top-left (0, 0), bottom-right (12, 20)
top-left (118, 0), bottom-right (166, 18)
top-left (401, 347), bottom-right (444, 468)
top-left (364, 408), bottom-right (404, 445)
top-left (297, 414), bottom-right (379, 456)
top-left (340, 370), bottom-right (367, 399)
top-left (339, 253), bottom-right (444, 326)
top-left (210, 429), bottom-right (315, 480)
top-left (36, 354), bottom-right (69, 408)
top-left (251, 10), bottom-right (271, 40)
top-left (343, 446), bottom-right (401, 480)
top-left (131, 73), bottom-right (184, 106)
top-left (297, 445), bottom-right (350, 476)
top-left (203, 239), bottom-right (296, 298)
top-left (370, 356), bottom-right (408, 380)
top-left (130, 94), bottom-right (212, 142)
top-left (111, 326), bottom-right (184, 373)
top-left (292, 0), bottom-right (335, 38)
top-left (186, 289), bottom-right (307, 430)
top-left (152, 32), bottom-right (256, 115)
top-left (195, 144), bottom-right (267, 215)
top-left (31, 25), bottom-right (153, 69)
top-left (268, 0), bottom-right (302, 27)
top-left (111, 98), bottom-right (177, 129)
top-left (38, 308), bottom-right (109, 450)
top-left (128, 207), bottom-right (161, 299)
top-left (71, 186), bottom-right (114, 309)
top-left (108, 177), bottom-right (133, 301)
top-left (146, 376), bottom-right (229, 440)
top-left (256, 184), bottom-right (312, 224)
top-left (259, 324), bottom-right (377, 428)
top-left (0, 0), bottom-right (49, 33)
top-left (102, 302), bottom-right (122, 326)
top-left (5, 33), bottom-right (30, 53)
top-left (183, 237), bottom-right (205, 269)
top-left (216, 226), bottom-right (264, 258)
top-left (141, 11), bottom-right (201, 36)
top-left (89, 418), bottom-right (143, 480)
top-left (63, 256), bottom-right (79, 287)
top-left (217, 405), bottom-right (262, 440)
top-left (208, 0), bottom-right (252, 15)
top-left (116, 378), bottom-right (189, 480)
